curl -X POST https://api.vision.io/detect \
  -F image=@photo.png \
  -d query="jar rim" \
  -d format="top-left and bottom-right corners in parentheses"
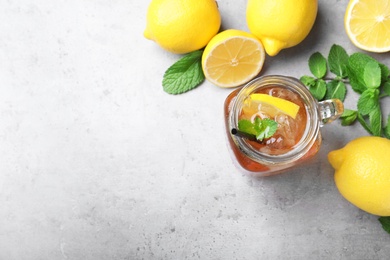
top-left (229, 75), bottom-right (320, 165)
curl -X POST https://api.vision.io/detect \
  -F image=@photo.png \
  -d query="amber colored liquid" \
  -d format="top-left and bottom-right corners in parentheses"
top-left (240, 87), bottom-right (307, 155)
top-left (224, 87), bottom-right (321, 174)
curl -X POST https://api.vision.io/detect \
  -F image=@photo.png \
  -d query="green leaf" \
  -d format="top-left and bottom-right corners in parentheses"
top-left (309, 52), bottom-right (327, 78)
top-left (369, 106), bottom-right (382, 136)
top-left (325, 80), bottom-right (347, 101)
top-left (238, 119), bottom-right (257, 136)
top-left (356, 107), bottom-right (382, 136)
top-left (384, 115), bottom-right (390, 139)
top-left (363, 61), bottom-right (381, 89)
top-left (300, 75), bottom-right (316, 87)
top-left (357, 89), bottom-right (379, 115)
top-left (347, 53), bottom-right (377, 93)
top-left (162, 50), bottom-right (205, 94)
top-left (347, 67), bottom-right (366, 94)
top-left (253, 118), bottom-right (278, 141)
top-left (340, 109), bottom-right (358, 126)
top-left (357, 113), bottom-right (373, 135)
top-left (309, 79), bottom-right (327, 100)
top-left (238, 118), bottom-right (278, 142)
top-left (328, 44), bottom-right (349, 78)
top-left (383, 81), bottom-right (390, 96)
top-left (379, 63), bottom-right (390, 82)
top-left (379, 217), bottom-right (390, 234)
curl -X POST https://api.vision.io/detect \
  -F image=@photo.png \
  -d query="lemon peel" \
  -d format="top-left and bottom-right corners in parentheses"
top-left (144, 0), bottom-right (221, 54)
top-left (328, 136), bottom-right (390, 216)
top-left (246, 0), bottom-right (318, 56)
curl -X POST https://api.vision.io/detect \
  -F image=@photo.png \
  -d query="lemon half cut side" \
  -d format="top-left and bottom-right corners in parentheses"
top-left (345, 0), bottom-right (390, 53)
top-left (202, 29), bottom-right (265, 88)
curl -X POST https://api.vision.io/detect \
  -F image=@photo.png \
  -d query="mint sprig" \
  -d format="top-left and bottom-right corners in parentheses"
top-left (162, 50), bottom-right (205, 94)
top-left (301, 44), bottom-right (390, 235)
top-left (238, 118), bottom-right (278, 141)
top-left (300, 44), bottom-right (348, 101)
top-left (300, 44), bottom-right (390, 138)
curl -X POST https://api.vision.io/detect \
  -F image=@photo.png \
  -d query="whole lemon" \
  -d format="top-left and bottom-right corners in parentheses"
top-left (246, 0), bottom-right (318, 56)
top-left (144, 0), bottom-right (221, 54)
top-left (328, 136), bottom-right (390, 216)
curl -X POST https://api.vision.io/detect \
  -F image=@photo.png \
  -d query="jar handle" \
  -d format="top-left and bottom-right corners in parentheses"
top-left (318, 99), bottom-right (344, 126)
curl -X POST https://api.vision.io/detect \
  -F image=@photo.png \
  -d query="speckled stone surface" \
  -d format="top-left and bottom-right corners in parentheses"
top-left (1, 0), bottom-right (389, 259)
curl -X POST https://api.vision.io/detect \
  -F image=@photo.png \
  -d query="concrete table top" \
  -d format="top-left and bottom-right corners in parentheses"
top-left (1, 0), bottom-right (389, 259)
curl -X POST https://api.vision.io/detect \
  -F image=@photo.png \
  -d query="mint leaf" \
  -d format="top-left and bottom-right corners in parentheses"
top-left (347, 66), bottom-right (366, 94)
top-left (325, 80), bottom-right (347, 101)
top-left (238, 118), bottom-right (277, 141)
top-left (309, 52), bottom-right (327, 78)
top-left (379, 217), bottom-right (390, 234)
top-left (383, 81), bottom-right (390, 96)
top-left (300, 75), bottom-right (316, 87)
top-left (340, 109), bottom-right (357, 126)
top-left (357, 113), bottom-right (374, 135)
top-left (357, 89), bottom-right (379, 115)
top-left (364, 61), bottom-right (381, 89)
top-left (162, 50), bottom-right (205, 94)
top-left (347, 53), bottom-right (377, 93)
top-left (309, 79), bottom-right (327, 100)
top-left (238, 119), bottom-right (257, 136)
top-left (254, 118), bottom-right (278, 141)
top-left (356, 106), bottom-right (382, 136)
top-left (379, 64), bottom-right (390, 82)
top-left (328, 44), bottom-right (349, 78)
top-left (384, 115), bottom-right (390, 139)
top-left (369, 106), bottom-right (382, 136)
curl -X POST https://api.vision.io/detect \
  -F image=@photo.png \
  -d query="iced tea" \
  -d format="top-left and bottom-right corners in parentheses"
top-left (239, 86), bottom-right (307, 155)
top-left (225, 75), bottom-right (343, 176)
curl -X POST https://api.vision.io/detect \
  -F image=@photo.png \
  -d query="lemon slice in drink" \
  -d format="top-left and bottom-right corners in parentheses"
top-left (202, 29), bottom-right (265, 88)
top-left (250, 93), bottom-right (300, 119)
top-left (344, 0), bottom-right (390, 53)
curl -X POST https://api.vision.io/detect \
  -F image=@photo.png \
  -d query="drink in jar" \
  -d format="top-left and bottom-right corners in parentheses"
top-left (225, 75), bottom-right (343, 176)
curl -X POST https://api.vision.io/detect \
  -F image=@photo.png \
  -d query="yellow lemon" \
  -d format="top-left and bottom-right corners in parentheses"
top-left (328, 136), bottom-right (390, 216)
top-left (344, 0), bottom-right (390, 53)
top-left (202, 29), bottom-right (265, 88)
top-left (250, 94), bottom-right (300, 119)
top-left (246, 0), bottom-right (318, 56)
top-left (144, 0), bottom-right (221, 54)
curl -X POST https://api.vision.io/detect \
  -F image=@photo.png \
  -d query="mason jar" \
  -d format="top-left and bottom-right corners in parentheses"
top-left (224, 75), bottom-right (344, 176)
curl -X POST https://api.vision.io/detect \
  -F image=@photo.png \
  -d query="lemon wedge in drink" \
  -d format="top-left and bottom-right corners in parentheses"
top-left (250, 93), bottom-right (300, 119)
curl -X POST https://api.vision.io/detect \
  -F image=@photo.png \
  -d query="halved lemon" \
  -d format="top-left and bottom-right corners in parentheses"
top-left (344, 0), bottom-right (390, 53)
top-left (202, 29), bottom-right (265, 88)
top-left (250, 93), bottom-right (300, 119)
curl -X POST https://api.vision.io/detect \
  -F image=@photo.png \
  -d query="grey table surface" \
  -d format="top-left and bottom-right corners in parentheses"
top-left (1, 0), bottom-right (389, 259)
